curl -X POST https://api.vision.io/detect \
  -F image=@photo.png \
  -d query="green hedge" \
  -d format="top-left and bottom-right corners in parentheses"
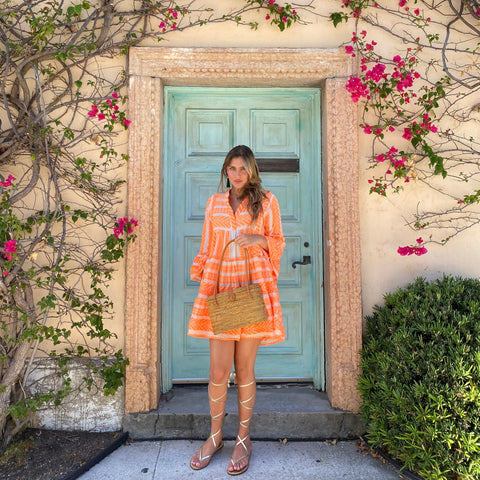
top-left (359, 276), bottom-right (480, 480)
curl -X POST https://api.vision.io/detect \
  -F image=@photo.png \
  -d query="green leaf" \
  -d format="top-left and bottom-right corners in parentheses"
top-left (330, 12), bottom-right (347, 28)
top-left (74, 80), bottom-right (82, 88)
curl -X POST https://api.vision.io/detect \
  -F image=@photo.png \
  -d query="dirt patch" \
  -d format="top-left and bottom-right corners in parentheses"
top-left (0, 428), bottom-right (122, 480)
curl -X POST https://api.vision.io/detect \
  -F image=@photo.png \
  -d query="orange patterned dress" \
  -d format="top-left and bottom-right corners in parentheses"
top-left (188, 190), bottom-right (285, 345)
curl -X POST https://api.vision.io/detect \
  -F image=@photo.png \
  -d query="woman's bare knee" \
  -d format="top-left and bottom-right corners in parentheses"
top-left (234, 364), bottom-right (255, 383)
top-left (209, 366), bottom-right (231, 384)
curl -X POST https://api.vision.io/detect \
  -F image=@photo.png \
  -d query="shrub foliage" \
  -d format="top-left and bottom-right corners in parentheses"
top-left (359, 276), bottom-right (480, 480)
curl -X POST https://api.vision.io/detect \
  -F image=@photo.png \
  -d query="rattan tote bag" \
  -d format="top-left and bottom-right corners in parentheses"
top-left (207, 239), bottom-right (268, 335)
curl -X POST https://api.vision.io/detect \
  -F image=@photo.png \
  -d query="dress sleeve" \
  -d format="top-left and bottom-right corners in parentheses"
top-left (263, 193), bottom-right (285, 281)
top-left (190, 195), bottom-right (214, 282)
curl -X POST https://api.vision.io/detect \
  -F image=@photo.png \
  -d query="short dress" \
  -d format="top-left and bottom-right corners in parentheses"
top-left (188, 190), bottom-right (286, 345)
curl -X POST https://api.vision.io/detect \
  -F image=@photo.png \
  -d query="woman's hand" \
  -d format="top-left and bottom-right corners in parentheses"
top-left (235, 234), bottom-right (268, 250)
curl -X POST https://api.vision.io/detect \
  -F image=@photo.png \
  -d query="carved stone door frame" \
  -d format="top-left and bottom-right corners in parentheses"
top-left (125, 48), bottom-right (362, 414)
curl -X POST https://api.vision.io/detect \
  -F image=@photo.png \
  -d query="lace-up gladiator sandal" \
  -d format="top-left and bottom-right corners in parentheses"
top-left (227, 379), bottom-right (256, 476)
top-left (190, 380), bottom-right (227, 470)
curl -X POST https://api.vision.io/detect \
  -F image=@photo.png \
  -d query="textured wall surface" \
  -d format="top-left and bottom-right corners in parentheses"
top-left (28, 358), bottom-right (124, 431)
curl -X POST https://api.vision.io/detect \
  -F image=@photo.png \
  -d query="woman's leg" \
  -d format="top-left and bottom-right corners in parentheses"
top-left (228, 338), bottom-right (261, 474)
top-left (190, 339), bottom-right (235, 469)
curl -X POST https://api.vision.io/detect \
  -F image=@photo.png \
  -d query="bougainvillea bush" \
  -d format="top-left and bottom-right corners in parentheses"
top-left (331, 0), bottom-right (480, 255)
top-left (359, 276), bottom-right (480, 479)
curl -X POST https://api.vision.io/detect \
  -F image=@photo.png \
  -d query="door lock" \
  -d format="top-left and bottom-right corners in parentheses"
top-left (292, 256), bottom-right (311, 269)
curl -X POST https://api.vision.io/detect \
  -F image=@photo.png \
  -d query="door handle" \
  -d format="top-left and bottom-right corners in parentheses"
top-left (292, 256), bottom-right (311, 269)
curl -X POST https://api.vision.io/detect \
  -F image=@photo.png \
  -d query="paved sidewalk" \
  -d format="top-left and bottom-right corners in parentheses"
top-left (79, 439), bottom-right (404, 480)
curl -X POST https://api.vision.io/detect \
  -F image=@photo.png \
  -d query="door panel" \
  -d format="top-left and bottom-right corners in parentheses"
top-left (163, 87), bottom-right (323, 390)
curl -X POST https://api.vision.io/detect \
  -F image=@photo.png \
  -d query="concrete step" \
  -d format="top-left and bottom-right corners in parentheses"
top-left (123, 384), bottom-right (365, 440)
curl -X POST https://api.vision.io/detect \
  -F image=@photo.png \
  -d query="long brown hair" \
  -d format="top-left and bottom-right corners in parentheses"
top-left (219, 145), bottom-right (266, 225)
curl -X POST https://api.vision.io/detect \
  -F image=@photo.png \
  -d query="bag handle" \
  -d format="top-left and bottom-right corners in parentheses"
top-left (214, 239), bottom-right (253, 296)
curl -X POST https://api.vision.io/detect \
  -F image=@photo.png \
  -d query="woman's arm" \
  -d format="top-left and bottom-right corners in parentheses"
top-left (190, 195), bottom-right (214, 282)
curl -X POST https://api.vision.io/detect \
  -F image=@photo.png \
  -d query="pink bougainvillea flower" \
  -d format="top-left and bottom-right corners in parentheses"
top-left (268, 0), bottom-right (275, 4)
top-left (397, 243), bottom-right (428, 256)
top-left (345, 45), bottom-right (354, 55)
top-left (282, 16), bottom-right (287, 23)
top-left (345, 76), bottom-right (369, 102)
top-left (98, 113), bottom-right (105, 121)
top-left (115, 217), bottom-right (138, 237)
top-left (3, 271), bottom-right (8, 276)
top-left (159, 21), bottom-right (165, 29)
top-left (112, 92), bottom-right (119, 99)
top-left (0, 174), bottom-right (16, 188)
top-left (388, 126), bottom-right (395, 132)
top-left (265, 14), bottom-right (270, 20)
top-left (123, 119), bottom-right (131, 127)
top-left (393, 55), bottom-right (402, 64)
top-left (416, 237), bottom-right (423, 244)
top-left (88, 105), bottom-right (98, 117)
top-left (402, 128), bottom-right (413, 140)
top-left (365, 63), bottom-right (386, 82)
top-left (414, 8), bottom-right (420, 15)
top-left (399, 0), bottom-right (407, 6)
top-left (3, 239), bottom-right (17, 260)
top-left (376, 154), bottom-right (386, 162)
top-left (397, 246), bottom-right (412, 256)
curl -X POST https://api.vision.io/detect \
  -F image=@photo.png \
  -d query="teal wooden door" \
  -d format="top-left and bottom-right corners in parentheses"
top-left (162, 87), bottom-right (323, 390)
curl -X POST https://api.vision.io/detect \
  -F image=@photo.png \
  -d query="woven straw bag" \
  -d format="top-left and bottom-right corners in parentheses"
top-left (207, 239), bottom-right (268, 335)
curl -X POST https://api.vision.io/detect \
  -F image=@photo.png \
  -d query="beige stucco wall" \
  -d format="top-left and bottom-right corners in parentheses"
top-left (31, 0), bottom-right (480, 426)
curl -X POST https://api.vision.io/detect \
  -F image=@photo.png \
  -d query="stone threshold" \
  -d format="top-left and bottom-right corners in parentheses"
top-left (123, 384), bottom-right (365, 440)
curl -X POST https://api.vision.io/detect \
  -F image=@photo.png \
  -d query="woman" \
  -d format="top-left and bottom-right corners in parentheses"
top-left (188, 145), bottom-right (285, 475)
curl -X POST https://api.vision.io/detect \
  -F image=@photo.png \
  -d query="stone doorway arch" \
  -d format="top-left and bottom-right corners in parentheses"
top-left (125, 48), bottom-right (362, 414)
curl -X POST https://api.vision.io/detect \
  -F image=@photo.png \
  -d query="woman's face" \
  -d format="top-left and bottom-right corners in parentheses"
top-left (226, 157), bottom-right (249, 192)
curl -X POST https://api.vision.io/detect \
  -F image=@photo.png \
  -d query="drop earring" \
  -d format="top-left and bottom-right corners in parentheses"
top-left (226, 178), bottom-right (231, 188)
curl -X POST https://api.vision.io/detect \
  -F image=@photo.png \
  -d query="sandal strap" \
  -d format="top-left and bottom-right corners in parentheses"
top-left (198, 429), bottom-right (223, 459)
top-left (209, 381), bottom-right (228, 422)
top-left (229, 434), bottom-right (251, 467)
top-left (237, 380), bottom-right (256, 429)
